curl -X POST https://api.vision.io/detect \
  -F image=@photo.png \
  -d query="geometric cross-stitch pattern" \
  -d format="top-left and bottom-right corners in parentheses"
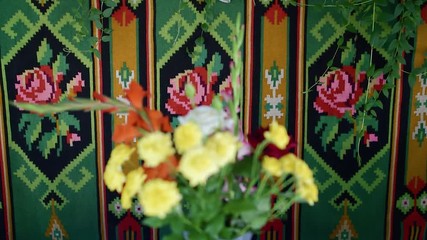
top-left (1, 0), bottom-right (426, 239)
top-left (301, 2), bottom-right (395, 239)
top-left (412, 73), bottom-right (427, 145)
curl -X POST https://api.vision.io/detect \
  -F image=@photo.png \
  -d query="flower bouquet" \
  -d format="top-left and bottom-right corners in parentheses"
top-left (14, 15), bottom-right (318, 240)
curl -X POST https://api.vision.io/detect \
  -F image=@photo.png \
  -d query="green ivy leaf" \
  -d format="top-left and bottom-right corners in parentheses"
top-left (104, 0), bottom-right (117, 7)
top-left (102, 35), bottom-right (112, 42)
top-left (408, 73), bottom-right (417, 88)
top-left (93, 48), bottom-right (101, 59)
top-left (94, 19), bottom-right (103, 29)
top-left (103, 8), bottom-right (113, 17)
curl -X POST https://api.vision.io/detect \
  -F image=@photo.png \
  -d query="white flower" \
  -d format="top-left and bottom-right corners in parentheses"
top-left (178, 106), bottom-right (234, 136)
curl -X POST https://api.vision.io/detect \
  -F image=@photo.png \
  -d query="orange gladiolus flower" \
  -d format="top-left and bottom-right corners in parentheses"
top-left (144, 156), bottom-right (178, 181)
top-left (112, 124), bottom-right (142, 144)
top-left (126, 81), bottom-right (147, 111)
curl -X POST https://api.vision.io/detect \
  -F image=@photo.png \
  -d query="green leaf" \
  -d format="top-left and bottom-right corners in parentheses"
top-left (93, 48), bottom-right (101, 59)
top-left (102, 35), bottom-right (112, 42)
top-left (207, 53), bottom-right (223, 77)
top-left (103, 28), bottom-right (113, 34)
top-left (103, 7), bottom-right (113, 17)
top-left (394, 4), bottom-right (403, 17)
top-left (223, 199), bottom-right (255, 214)
top-left (28, 121), bottom-right (42, 149)
top-left (89, 36), bottom-right (99, 45)
top-left (383, 89), bottom-right (389, 98)
top-left (143, 217), bottom-right (165, 228)
top-left (94, 19), bottom-right (103, 29)
top-left (52, 53), bottom-right (69, 76)
top-left (408, 73), bottom-right (417, 88)
top-left (396, 54), bottom-right (406, 65)
top-left (256, 196), bottom-right (271, 212)
top-left (367, 65), bottom-right (375, 78)
top-left (38, 130), bottom-right (58, 159)
top-left (364, 115), bottom-right (379, 131)
top-left (232, 156), bottom-right (253, 177)
top-left (323, 121), bottom-right (340, 150)
top-left (341, 40), bottom-right (356, 65)
top-left (372, 69), bottom-right (383, 79)
top-left (18, 114), bottom-right (44, 151)
top-left (205, 214), bottom-right (225, 236)
top-left (248, 212), bottom-right (269, 229)
top-left (90, 8), bottom-right (102, 15)
top-left (104, 0), bottom-right (117, 7)
top-left (191, 42), bottom-right (207, 67)
top-left (356, 53), bottom-right (370, 75)
top-left (58, 112), bottom-right (80, 131)
top-left (37, 38), bottom-right (53, 65)
top-left (332, 132), bottom-right (355, 160)
top-left (376, 100), bottom-right (384, 109)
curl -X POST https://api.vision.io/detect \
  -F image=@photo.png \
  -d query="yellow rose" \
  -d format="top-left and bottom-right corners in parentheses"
top-left (174, 122), bottom-right (203, 154)
top-left (138, 179), bottom-right (181, 219)
top-left (109, 144), bottom-right (135, 165)
top-left (293, 158), bottom-right (313, 181)
top-left (178, 147), bottom-right (219, 186)
top-left (137, 131), bottom-right (175, 167)
top-left (104, 164), bottom-right (126, 193)
top-left (205, 131), bottom-right (238, 168)
top-left (280, 153), bottom-right (298, 173)
top-left (121, 168), bottom-right (146, 209)
top-left (264, 120), bottom-right (290, 149)
top-left (297, 180), bottom-right (318, 206)
top-left (262, 156), bottom-right (283, 177)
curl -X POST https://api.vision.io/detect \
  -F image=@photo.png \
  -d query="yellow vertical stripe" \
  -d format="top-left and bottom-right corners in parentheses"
top-left (407, 24), bottom-right (427, 183)
top-left (111, 10), bottom-right (138, 125)
top-left (261, 9), bottom-right (288, 127)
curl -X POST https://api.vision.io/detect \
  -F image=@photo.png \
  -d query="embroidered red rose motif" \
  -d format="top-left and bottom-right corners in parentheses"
top-left (165, 66), bottom-right (218, 115)
top-left (15, 65), bottom-right (63, 104)
top-left (314, 66), bottom-right (365, 118)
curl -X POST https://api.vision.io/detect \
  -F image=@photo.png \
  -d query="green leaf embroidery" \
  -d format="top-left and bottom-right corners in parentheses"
top-left (38, 130), bottom-right (58, 159)
top-left (18, 113), bottom-right (44, 151)
top-left (58, 112), bottom-right (81, 133)
top-left (324, 122), bottom-right (340, 150)
top-left (333, 132), bottom-right (355, 160)
top-left (37, 38), bottom-right (53, 65)
top-left (52, 53), bottom-right (69, 76)
top-left (207, 53), bottom-right (223, 79)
